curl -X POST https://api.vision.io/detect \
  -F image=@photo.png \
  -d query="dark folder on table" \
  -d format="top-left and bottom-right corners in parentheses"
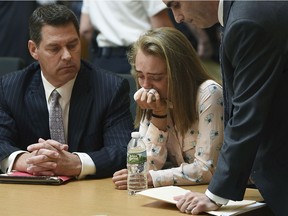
top-left (0, 171), bottom-right (73, 185)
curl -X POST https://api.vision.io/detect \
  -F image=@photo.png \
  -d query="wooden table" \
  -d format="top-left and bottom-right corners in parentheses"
top-left (0, 178), bottom-right (273, 216)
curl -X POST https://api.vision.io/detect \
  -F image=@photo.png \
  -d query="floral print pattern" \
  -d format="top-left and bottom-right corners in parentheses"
top-left (139, 80), bottom-right (224, 187)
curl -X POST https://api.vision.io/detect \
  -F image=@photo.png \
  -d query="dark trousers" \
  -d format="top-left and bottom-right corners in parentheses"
top-left (91, 47), bottom-right (131, 74)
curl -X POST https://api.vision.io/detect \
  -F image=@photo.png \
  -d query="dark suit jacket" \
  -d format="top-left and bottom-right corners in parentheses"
top-left (208, 1), bottom-right (288, 215)
top-left (0, 61), bottom-right (133, 178)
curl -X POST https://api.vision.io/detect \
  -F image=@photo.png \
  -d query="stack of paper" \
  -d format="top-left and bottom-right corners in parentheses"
top-left (137, 186), bottom-right (266, 216)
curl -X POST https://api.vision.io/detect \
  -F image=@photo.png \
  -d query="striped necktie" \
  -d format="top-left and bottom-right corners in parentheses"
top-left (49, 89), bottom-right (65, 144)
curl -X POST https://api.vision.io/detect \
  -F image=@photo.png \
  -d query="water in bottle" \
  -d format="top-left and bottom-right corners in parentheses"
top-left (127, 131), bottom-right (148, 195)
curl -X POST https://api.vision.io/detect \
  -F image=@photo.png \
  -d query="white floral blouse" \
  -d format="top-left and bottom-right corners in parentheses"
top-left (139, 80), bottom-right (224, 187)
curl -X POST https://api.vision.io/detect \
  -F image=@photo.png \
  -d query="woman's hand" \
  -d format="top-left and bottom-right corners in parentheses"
top-left (112, 168), bottom-right (154, 190)
top-left (133, 88), bottom-right (167, 114)
top-left (112, 169), bottom-right (128, 190)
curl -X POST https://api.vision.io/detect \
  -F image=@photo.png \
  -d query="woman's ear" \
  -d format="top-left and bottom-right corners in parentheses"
top-left (28, 40), bottom-right (39, 60)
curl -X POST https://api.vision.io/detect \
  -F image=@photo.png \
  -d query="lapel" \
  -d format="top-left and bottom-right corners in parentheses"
top-left (221, 0), bottom-right (234, 125)
top-left (68, 66), bottom-right (93, 151)
top-left (24, 70), bottom-right (50, 139)
top-left (223, 0), bottom-right (234, 26)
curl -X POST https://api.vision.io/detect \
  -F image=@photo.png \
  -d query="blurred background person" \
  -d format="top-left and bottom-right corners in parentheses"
top-left (79, 0), bottom-right (174, 74)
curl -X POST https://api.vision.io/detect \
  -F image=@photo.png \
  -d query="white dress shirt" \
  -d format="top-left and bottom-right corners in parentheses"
top-left (204, 0), bottom-right (228, 206)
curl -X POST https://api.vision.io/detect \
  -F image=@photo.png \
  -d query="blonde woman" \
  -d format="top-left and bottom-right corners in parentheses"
top-left (113, 27), bottom-right (223, 188)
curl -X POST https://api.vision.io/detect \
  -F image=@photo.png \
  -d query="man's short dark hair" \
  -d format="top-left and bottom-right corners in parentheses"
top-left (29, 4), bottom-right (79, 46)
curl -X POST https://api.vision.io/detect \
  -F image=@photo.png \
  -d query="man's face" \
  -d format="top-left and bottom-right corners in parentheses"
top-left (163, 0), bottom-right (219, 28)
top-left (28, 23), bottom-right (81, 87)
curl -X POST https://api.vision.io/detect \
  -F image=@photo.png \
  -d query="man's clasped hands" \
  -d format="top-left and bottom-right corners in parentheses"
top-left (13, 138), bottom-right (81, 177)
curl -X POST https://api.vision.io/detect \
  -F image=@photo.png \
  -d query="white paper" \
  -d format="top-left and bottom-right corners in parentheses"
top-left (207, 200), bottom-right (266, 216)
top-left (137, 186), bottom-right (189, 204)
top-left (137, 186), bottom-right (266, 216)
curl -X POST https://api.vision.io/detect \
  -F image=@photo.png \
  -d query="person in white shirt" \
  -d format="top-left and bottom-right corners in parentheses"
top-left (79, 0), bottom-right (174, 74)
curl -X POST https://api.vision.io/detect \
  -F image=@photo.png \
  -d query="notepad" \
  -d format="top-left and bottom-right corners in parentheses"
top-left (0, 171), bottom-right (74, 185)
top-left (137, 186), bottom-right (189, 204)
top-left (137, 186), bottom-right (266, 216)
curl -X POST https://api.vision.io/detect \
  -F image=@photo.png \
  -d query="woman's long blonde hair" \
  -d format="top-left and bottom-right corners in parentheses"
top-left (128, 27), bottom-right (217, 136)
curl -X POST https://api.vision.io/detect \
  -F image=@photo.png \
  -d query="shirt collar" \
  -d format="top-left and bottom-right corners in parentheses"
top-left (41, 72), bottom-right (77, 104)
top-left (218, 0), bottom-right (224, 26)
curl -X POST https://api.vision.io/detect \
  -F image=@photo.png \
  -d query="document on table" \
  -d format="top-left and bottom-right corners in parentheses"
top-left (0, 171), bottom-right (74, 185)
top-left (207, 200), bottom-right (266, 216)
top-left (137, 185), bottom-right (189, 204)
top-left (137, 186), bottom-right (266, 216)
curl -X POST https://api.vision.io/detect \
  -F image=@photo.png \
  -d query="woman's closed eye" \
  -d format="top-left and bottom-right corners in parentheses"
top-left (137, 75), bottom-right (165, 82)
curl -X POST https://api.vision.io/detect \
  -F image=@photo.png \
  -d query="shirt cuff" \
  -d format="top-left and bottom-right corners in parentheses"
top-left (0, 150), bottom-right (27, 173)
top-left (149, 169), bottom-right (174, 187)
top-left (205, 189), bottom-right (229, 205)
top-left (73, 152), bottom-right (96, 179)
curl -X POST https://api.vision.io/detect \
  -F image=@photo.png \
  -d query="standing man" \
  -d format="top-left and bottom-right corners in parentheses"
top-left (164, 1), bottom-right (288, 215)
top-left (0, 4), bottom-right (133, 179)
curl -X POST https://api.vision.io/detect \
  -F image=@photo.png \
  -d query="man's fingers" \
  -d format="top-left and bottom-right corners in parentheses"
top-left (28, 170), bottom-right (55, 176)
top-left (26, 162), bottom-right (57, 174)
top-left (38, 138), bottom-right (45, 143)
top-left (26, 153), bottom-right (58, 164)
top-left (174, 195), bottom-right (184, 201)
top-left (27, 140), bottom-right (68, 152)
top-left (47, 141), bottom-right (68, 151)
top-left (35, 171), bottom-right (55, 176)
top-left (34, 149), bottom-right (60, 159)
top-left (27, 142), bottom-right (54, 151)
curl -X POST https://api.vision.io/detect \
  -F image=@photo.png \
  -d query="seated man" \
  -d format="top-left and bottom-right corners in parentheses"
top-left (0, 4), bottom-right (133, 179)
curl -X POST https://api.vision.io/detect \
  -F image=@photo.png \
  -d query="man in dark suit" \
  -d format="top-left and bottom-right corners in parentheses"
top-left (164, 1), bottom-right (288, 215)
top-left (0, 4), bottom-right (133, 179)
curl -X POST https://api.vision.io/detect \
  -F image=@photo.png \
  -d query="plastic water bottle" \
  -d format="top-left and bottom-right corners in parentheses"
top-left (127, 131), bottom-right (148, 195)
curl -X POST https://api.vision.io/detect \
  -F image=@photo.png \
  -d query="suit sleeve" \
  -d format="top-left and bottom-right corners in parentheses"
top-left (86, 77), bottom-right (134, 178)
top-left (0, 76), bottom-right (22, 162)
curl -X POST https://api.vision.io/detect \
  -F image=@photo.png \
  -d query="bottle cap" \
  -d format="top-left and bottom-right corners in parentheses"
top-left (131, 131), bottom-right (140, 138)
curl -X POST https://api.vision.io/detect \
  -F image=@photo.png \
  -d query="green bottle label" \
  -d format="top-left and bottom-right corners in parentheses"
top-left (127, 150), bottom-right (147, 164)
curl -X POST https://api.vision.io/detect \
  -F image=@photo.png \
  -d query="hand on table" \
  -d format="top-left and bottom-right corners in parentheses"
top-left (112, 168), bottom-right (153, 190)
top-left (174, 191), bottom-right (220, 214)
top-left (14, 138), bottom-right (81, 176)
